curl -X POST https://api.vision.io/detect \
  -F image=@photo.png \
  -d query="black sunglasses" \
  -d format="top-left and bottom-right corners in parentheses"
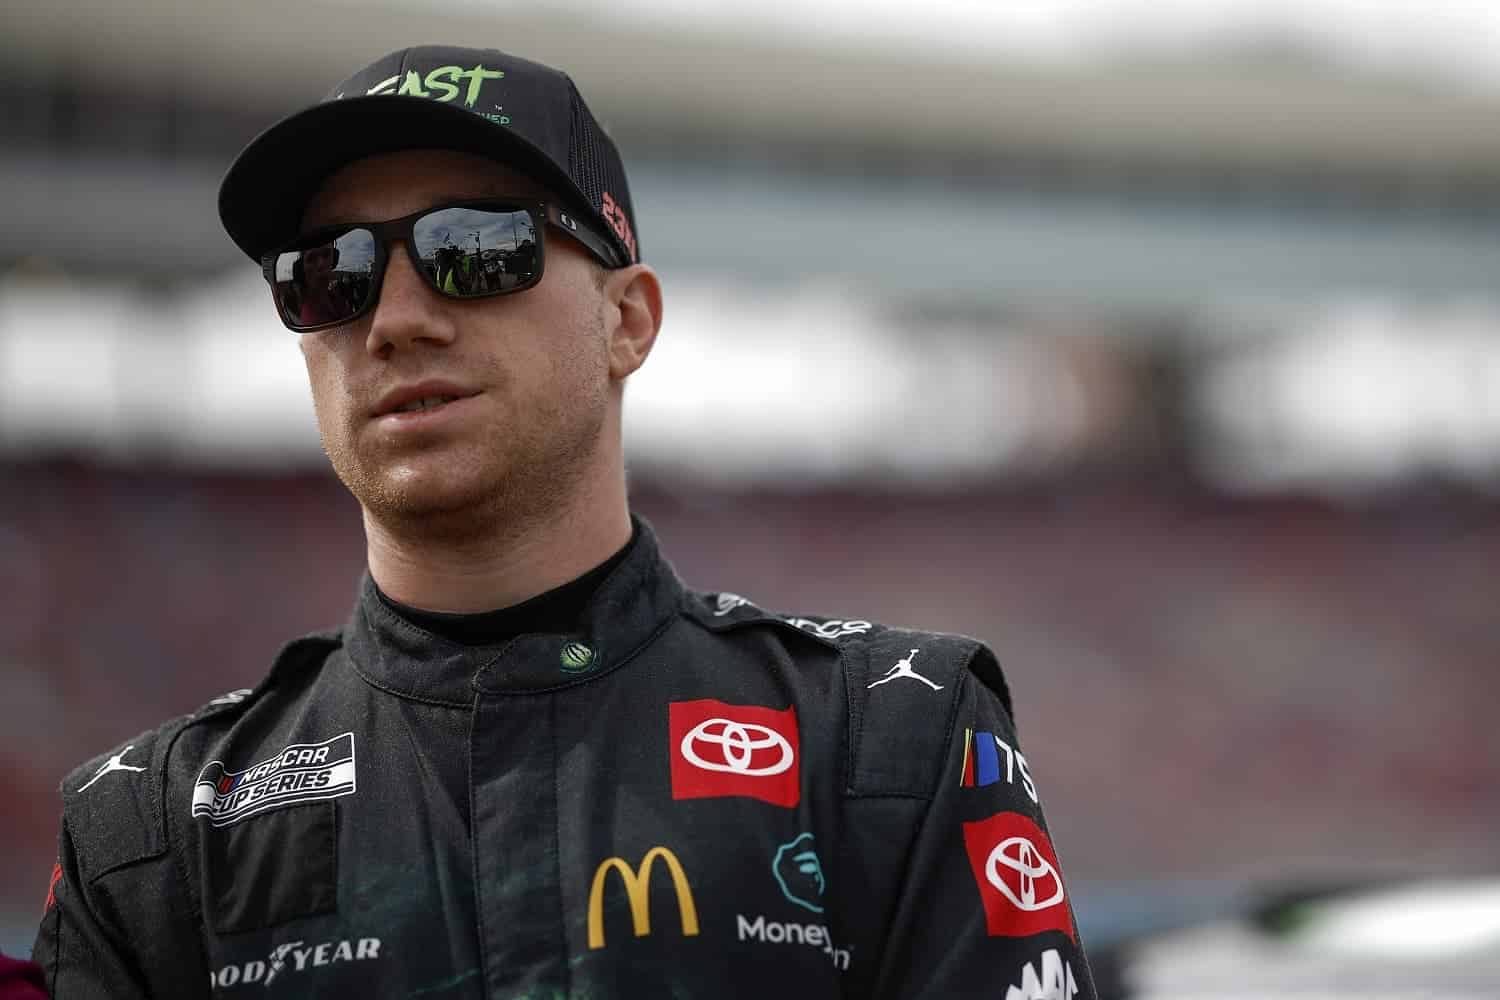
top-left (260, 200), bottom-right (624, 333)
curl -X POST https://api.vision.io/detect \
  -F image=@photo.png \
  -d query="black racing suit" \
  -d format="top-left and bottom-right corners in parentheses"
top-left (33, 519), bottom-right (1096, 999)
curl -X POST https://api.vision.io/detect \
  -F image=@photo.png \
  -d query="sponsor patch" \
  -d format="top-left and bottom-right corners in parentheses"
top-left (961, 812), bottom-right (1075, 942)
top-left (77, 743), bottom-right (146, 792)
top-left (559, 641), bottom-right (596, 673)
top-left (192, 733), bottom-right (356, 828)
top-left (867, 647), bottom-right (942, 691)
top-left (772, 833), bottom-right (826, 913)
top-left (587, 846), bottom-right (699, 949)
top-left (713, 592), bottom-right (753, 616)
top-left (669, 700), bottom-right (800, 807)
top-left (1004, 948), bottom-right (1079, 1000)
top-left (211, 936), bottom-right (382, 989)
top-left (736, 914), bottom-right (851, 970)
top-left (783, 617), bottom-right (871, 639)
top-left (737, 831), bottom-right (851, 969)
top-left (960, 729), bottom-right (1039, 803)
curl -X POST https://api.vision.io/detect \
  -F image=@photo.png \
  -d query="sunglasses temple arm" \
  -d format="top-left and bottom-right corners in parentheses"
top-left (544, 205), bottom-right (625, 270)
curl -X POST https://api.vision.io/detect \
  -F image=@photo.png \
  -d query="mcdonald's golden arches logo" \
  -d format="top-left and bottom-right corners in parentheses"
top-left (587, 846), bottom-right (700, 949)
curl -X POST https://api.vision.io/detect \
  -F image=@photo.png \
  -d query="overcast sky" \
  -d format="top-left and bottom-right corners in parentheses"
top-left (508, 0), bottom-right (1500, 92)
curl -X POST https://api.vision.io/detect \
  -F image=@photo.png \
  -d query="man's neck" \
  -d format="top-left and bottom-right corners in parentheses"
top-left (363, 493), bottom-right (633, 615)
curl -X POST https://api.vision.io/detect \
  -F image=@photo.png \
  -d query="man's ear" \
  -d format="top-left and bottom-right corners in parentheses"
top-left (605, 264), bottom-right (662, 380)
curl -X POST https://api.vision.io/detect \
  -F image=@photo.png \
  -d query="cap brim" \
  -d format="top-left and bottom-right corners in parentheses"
top-left (218, 95), bottom-right (588, 262)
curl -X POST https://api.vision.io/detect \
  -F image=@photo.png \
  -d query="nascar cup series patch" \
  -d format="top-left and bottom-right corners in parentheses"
top-left (191, 733), bottom-right (356, 828)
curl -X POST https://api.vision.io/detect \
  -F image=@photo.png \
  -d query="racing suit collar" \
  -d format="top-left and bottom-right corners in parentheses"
top-left (343, 515), bottom-right (685, 704)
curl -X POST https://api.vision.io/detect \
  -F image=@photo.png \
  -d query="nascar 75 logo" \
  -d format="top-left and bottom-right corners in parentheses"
top-left (191, 733), bottom-right (356, 828)
top-left (960, 728), bottom-right (1038, 803)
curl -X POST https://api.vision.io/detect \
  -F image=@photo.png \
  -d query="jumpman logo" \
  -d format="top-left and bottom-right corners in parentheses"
top-left (77, 745), bottom-right (146, 792)
top-left (867, 649), bottom-right (943, 691)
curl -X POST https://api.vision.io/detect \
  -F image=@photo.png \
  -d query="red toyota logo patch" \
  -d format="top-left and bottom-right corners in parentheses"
top-left (668, 699), bottom-right (800, 807)
top-left (961, 811), bottom-right (1076, 942)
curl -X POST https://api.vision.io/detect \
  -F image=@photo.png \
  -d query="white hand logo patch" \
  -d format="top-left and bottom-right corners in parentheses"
top-left (867, 649), bottom-right (943, 691)
top-left (78, 745), bottom-right (146, 792)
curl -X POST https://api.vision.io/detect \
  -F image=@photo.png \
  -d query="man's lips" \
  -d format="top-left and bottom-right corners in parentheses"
top-left (371, 382), bottom-right (481, 418)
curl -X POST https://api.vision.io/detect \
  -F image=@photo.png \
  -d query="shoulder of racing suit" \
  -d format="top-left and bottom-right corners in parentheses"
top-left (680, 589), bottom-right (1015, 800)
top-left (57, 631), bottom-right (342, 887)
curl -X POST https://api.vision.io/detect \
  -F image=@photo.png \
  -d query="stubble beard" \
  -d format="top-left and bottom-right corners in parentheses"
top-left (321, 339), bottom-right (612, 550)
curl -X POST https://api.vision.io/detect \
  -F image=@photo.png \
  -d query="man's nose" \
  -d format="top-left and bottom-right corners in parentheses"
top-left (365, 242), bottom-right (459, 357)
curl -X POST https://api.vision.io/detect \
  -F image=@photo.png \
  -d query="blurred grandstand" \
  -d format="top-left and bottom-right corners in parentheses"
top-left (2, 1), bottom-right (1498, 989)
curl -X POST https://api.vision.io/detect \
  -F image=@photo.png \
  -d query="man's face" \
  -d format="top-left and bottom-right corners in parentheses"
top-left (302, 246), bottom-right (336, 284)
top-left (295, 149), bottom-right (615, 532)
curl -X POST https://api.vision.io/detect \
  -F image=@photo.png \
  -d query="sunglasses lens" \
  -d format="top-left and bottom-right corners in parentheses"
top-left (271, 228), bottom-right (376, 329)
top-left (412, 206), bottom-right (541, 297)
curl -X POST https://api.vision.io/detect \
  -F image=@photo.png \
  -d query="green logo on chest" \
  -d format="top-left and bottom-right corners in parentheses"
top-left (560, 641), bottom-right (596, 673)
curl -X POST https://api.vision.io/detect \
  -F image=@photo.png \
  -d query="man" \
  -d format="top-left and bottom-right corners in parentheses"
top-left (292, 243), bottom-right (357, 326)
top-left (33, 46), bottom-right (1096, 999)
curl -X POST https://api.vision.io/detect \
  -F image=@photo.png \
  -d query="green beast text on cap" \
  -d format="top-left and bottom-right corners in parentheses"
top-left (365, 65), bottom-right (505, 108)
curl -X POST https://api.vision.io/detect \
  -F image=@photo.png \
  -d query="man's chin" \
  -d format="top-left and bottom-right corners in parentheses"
top-left (342, 458), bottom-right (502, 524)
top-left (370, 473), bottom-right (495, 518)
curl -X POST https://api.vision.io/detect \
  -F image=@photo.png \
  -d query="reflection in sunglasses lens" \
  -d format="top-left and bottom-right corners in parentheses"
top-left (270, 207), bottom-right (543, 330)
top-left (273, 228), bottom-right (375, 329)
top-left (413, 207), bottom-right (539, 297)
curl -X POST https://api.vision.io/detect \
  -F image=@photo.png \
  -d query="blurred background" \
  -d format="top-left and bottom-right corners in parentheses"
top-left (2, 0), bottom-right (1498, 994)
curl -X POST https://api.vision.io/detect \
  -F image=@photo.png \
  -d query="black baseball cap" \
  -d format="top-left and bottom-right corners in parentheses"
top-left (218, 45), bottom-right (640, 267)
